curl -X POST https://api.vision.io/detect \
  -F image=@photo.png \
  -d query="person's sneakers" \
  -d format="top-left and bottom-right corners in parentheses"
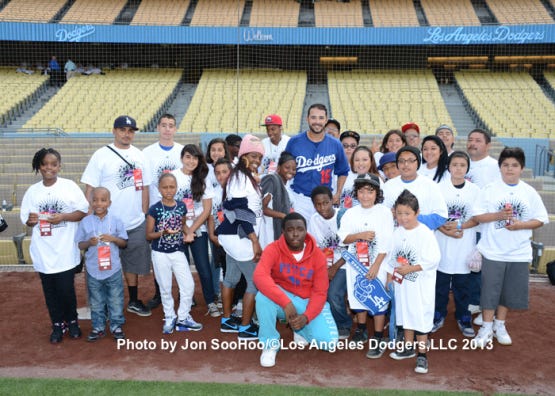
top-left (431, 315), bottom-right (445, 333)
top-left (176, 315), bottom-right (203, 332)
top-left (473, 326), bottom-right (493, 349)
top-left (50, 323), bottom-right (64, 344)
top-left (147, 294), bottom-right (162, 309)
top-left (220, 315), bottom-right (241, 333)
top-left (338, 328), bottom-right (351, 340)
top-left (351, 328), bottom-right (368, 343)
top-left (366, 336), bottom-right (386, 359)
top-left (207, 302), bottom-right (221, 317)
top-left (457, 318), bottom-right (476, 337)
top-left (87, 329), bottom-right (106, 342)
top-left (293, 331), bottom-right (309, 347)
top-left (238, 322), bottom-right (259, 340)
top-left (162, 317), bottom-right (177, 334)
top-left (493, 321), bottom-right (512, 345)
top-left (468, 304), bottom-right (481, 315)
top-left (112, 327), bottom-right (125, 340)
top-left (127, 300), bottom-right (152, 317)
top-left (473, 313), bottom-right (483, 326)
top-left (234, 300), bottom-right (243, 317)
top-left (260, 348), bottom-right (278, 368)
top-left (67, 319), bottom-right (82, 339)
top-left (415, 355), bottom-right (429, 374)
top-left (389, 345), bottom-right (416, 360)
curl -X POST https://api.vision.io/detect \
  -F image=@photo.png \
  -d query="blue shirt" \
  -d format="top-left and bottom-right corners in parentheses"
top-left (285, 131), bottom-right (350, 196)
top-left (75, 212), bottom-right (127, 280)
top-left (148, 201), bottom-right (187, 253)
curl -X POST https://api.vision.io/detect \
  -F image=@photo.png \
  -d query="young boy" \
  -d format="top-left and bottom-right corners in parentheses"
top-left (472, 147), bottom-right (549, 349)
top-left (76, 187), bottom-right (128, 341)
top-left (308, 186), bottom-right (350, 340)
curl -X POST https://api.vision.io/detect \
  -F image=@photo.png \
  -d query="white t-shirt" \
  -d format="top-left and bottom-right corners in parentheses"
top-left (418, 165), bottom-right (437, 180)
top-left (81, 144), bottom-right (151, 230)
top-left (337, 204), bottom-right (394, 309)
top-left (436, 179), bottom-right (480, 274)
top-left (382, 175), bottom-right (448, 219)
top-left (218, 172), bottom-right (262, 261)
top-left (260, 135), bottom-right (290, 175)
top-left (467, 156), bottom-right (501, 188)
top-left (308, 209), bottom-right (343, 265)
top-left (386, 223), bottom-right (440, 333)
top-left (473, 180), bottom-right (549, 262)
top-left (20, 178), bottom-right (89, 274)
top-left (171, 169), bottom-right (214, 233)
top-left (142, 141), bottom-right (184, 206)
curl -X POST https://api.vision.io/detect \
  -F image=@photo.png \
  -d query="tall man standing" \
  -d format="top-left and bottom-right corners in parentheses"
top-left (285, 104), bottom-right (350, 223)
top-left (81, 115), bottom-right (152, 317)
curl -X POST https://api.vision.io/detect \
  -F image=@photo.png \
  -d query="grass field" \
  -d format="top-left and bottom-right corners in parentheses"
top-left (0, 378), bottom-right (483, 396)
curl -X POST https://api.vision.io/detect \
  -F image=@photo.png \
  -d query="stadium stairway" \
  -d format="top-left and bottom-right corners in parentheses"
top-left (439, 83), bottom-right (476, 136)
top-left (165, 82), bottom-right (197, 131)
top-left (300, 84), bottom-right (330, 132)
top-left (1, 85), bottom-right (59, 131)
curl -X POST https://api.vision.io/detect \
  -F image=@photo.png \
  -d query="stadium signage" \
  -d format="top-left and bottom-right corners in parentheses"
top-left (243, 29), bottom-right (273, 42)
top-left (55, 25), bottom-right (95, 42)
top-left (424, 26), bottom-right (545, 45)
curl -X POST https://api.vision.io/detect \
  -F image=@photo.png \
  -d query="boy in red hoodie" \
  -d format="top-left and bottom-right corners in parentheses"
top-left (254, 212), bottom-right (339, 367)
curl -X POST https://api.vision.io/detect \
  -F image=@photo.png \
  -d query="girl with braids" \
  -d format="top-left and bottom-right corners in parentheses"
top-left (20, 148), bottom-right (89, 344)
top-left (217, 134), bottom-right (264, 340)
top-left (171, 144), bottom-right (219, 317)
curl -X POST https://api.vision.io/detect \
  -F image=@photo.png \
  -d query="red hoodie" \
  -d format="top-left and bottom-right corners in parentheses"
top-left (253, 233), bottom-right (329, 323)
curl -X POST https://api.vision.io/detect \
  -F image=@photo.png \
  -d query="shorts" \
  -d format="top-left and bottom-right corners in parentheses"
top-left (223, 255), bottom-right (257, 294)
top-left (480, 257), bottom-right (529, 310)
top-left (120, 221), bottom-right (151, 275)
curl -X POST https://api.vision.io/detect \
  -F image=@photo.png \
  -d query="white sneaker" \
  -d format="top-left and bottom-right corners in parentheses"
top-left (473, 326), bottom-right (493, 349)
top-left (473, 313), bottom-right (483, 326)
top-left (260, 348), bottom-right (278, 367)
top-left (293, 331), bottom-right (309, 347)
top-left (207, 302), bottom-right (221, 317)
top-left (493, 321), bottom-right (512, 345)
top-left (468, 304), bottom-right (481, 315)
top-left (234, 300), bottom-right (243, 317)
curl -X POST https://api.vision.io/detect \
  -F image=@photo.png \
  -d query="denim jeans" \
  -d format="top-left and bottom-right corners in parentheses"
top-left (87, 269), bottom-right (125, 332)
top-left (39, 267), bottom-right (78, 324)
top-left (435, 270), bottom-right (471, 321)
top-left (327, 269), bottom-right (352, 331)
top-left (183, 232), bottom-right (215, 305)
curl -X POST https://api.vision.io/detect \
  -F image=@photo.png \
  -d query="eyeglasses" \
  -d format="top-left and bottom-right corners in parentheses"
top-left (343, 143), bottom-right (357, 149)
top-left (397, 159), bottom-right (418, 165)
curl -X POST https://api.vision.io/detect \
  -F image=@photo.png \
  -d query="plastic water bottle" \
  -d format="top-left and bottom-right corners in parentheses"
top-left (505, 203), bottom-right (513, 225)
top-left (1, 200), bottom-right (6, 211)
top-left (456, 218), bottom-right (463, 231)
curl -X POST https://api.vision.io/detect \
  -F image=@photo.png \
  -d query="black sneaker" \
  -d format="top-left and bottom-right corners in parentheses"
top-left (389, 345), bottom-right (416, 360)
top-left (366, 336), bottom-right (386, 359)
top-left (50, 323), bottom-right (64, 344)
top-left (415, 355), bottom-right (429, 374)
top-left (87, 329), bottom-right (106, 342)
top-left (220, 315), bottom-right (241, 333)
top-left (147, 295), bottom-right (162, 309)
top-left (112, 327), bottom-right (125, 340)
top-left (238, 323), bottom-right (259, 340)
top-left (351, 328), bottom-right (368, 343)
top-left (127, 300), bottom-right (152, 317)
top-left (68, 320), bottom-right (82, 339)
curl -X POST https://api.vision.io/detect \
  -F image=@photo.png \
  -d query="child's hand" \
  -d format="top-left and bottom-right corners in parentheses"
top-left (252, 240), bottom-right (262, 262)
top-left (505, 220), bottom-right (521, 231)
top-left (395, 265), bottom-right (413, 276)
top-left (89, 236), bottom-right (99, 246)
top-left (26, 213), bottom-right (39, 227)
top-left (360, 231), bottom-right (375, 242)
top-left (165, 229), bottom-right (180, 235)
top-left (366, 264), bottom-right (379, 280)
top-left (183, 232), bottom-right (195, 243)
top-left (47, 213), bottom-right (64, 225)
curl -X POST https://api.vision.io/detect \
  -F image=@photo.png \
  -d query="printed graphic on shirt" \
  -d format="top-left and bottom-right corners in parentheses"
top-left (279, 262), bottom-right (314, 286)
top-left (155, 160), bottom-right (179, 181)
top-left (447, 198), bottom-right (470, 221)
top-left (153, 205), bottom-right (185, 251)
top-left (116, 162), bottom-right (137, 190)
top-left (295, 154), bottom-right (336, 174)
top-left (212, 201), bottom-right (223, 228)
top-left (392, 242), bottom-right (418, 282)
top-left (175, 187), bottom-right (193, 203)
top-left (494, 198), bottom-right (526, 229)
top-left (37, 197), bottom-right (67, 229)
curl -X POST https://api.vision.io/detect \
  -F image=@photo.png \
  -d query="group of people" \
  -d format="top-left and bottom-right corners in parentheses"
top-left (20, 104), bottom-right (549, 375)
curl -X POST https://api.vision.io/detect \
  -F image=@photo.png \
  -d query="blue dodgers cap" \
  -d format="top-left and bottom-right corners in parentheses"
top-left (378, 152), bottom-right (397, 171)
top-left (113, 115), bottom-right (138, 131)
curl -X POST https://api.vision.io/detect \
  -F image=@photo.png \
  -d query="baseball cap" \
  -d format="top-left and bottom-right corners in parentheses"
top-left (238, 134), bottom-right (265, 158)
top-left (339, 130), bottom-right (360, 144)
top-left (261, 114), bottom-right (282, 126)
top-left (435, 124), bottom-right (453, 135)
top-left (401, 122), bottom-right (420, 134)
top-left (354, 173), bottom-right (380, 188)
top-left (113, 115), bottom-right (138, 131)
top-left (378, 152), bottom-right (397, 171)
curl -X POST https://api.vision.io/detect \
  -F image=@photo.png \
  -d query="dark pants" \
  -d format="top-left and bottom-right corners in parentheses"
top-left (39, 267), bottom-right (78, 324)
top-left (327, 269), bottom-right (352, 331)
top-left (435, 270), bottom-right (471, 321)
top-left (468, 271), bottom-right (481, 306)
top-left (183, 232), bottom-right (215, 305)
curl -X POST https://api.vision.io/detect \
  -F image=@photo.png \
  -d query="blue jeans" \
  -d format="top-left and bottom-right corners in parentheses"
top-left (435, 270), bottom-right (471, 321)
top-left (327, 269), bottom-right (352, 331)
top-left (183, 232), bottom-right (216, 305)
top-left (256, 288), bottom-right (338, 350)
top-left (87, 269), bottom-right (125, 332)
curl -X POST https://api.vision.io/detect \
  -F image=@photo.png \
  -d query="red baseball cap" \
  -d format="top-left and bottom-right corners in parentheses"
top-left (261, 114), bottom-right (282, 126)
top-left (401, 122), bottom-right (420, 134)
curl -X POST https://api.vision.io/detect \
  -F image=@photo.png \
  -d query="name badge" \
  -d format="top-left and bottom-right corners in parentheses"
top-left (133, 168), bottom-right (143, 191)
top-left (344, 195), bottom-right (353, 209)
top-left (39, 212), bottom-right (52, 236)
top-left (356, 241), bottom-right (369, 266)
top-left (98, 244), bottom-right (111, 271)
top-left (267, 161), bottom-right (277, 174)
top-left (393, 268), bottom-right (404, 284)
top-left (323, 247), bottom-right (334, 267)
top-left (217, 209), bottom-right (224, 224)
top-left (183, 198), bottom-right (195, 220)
